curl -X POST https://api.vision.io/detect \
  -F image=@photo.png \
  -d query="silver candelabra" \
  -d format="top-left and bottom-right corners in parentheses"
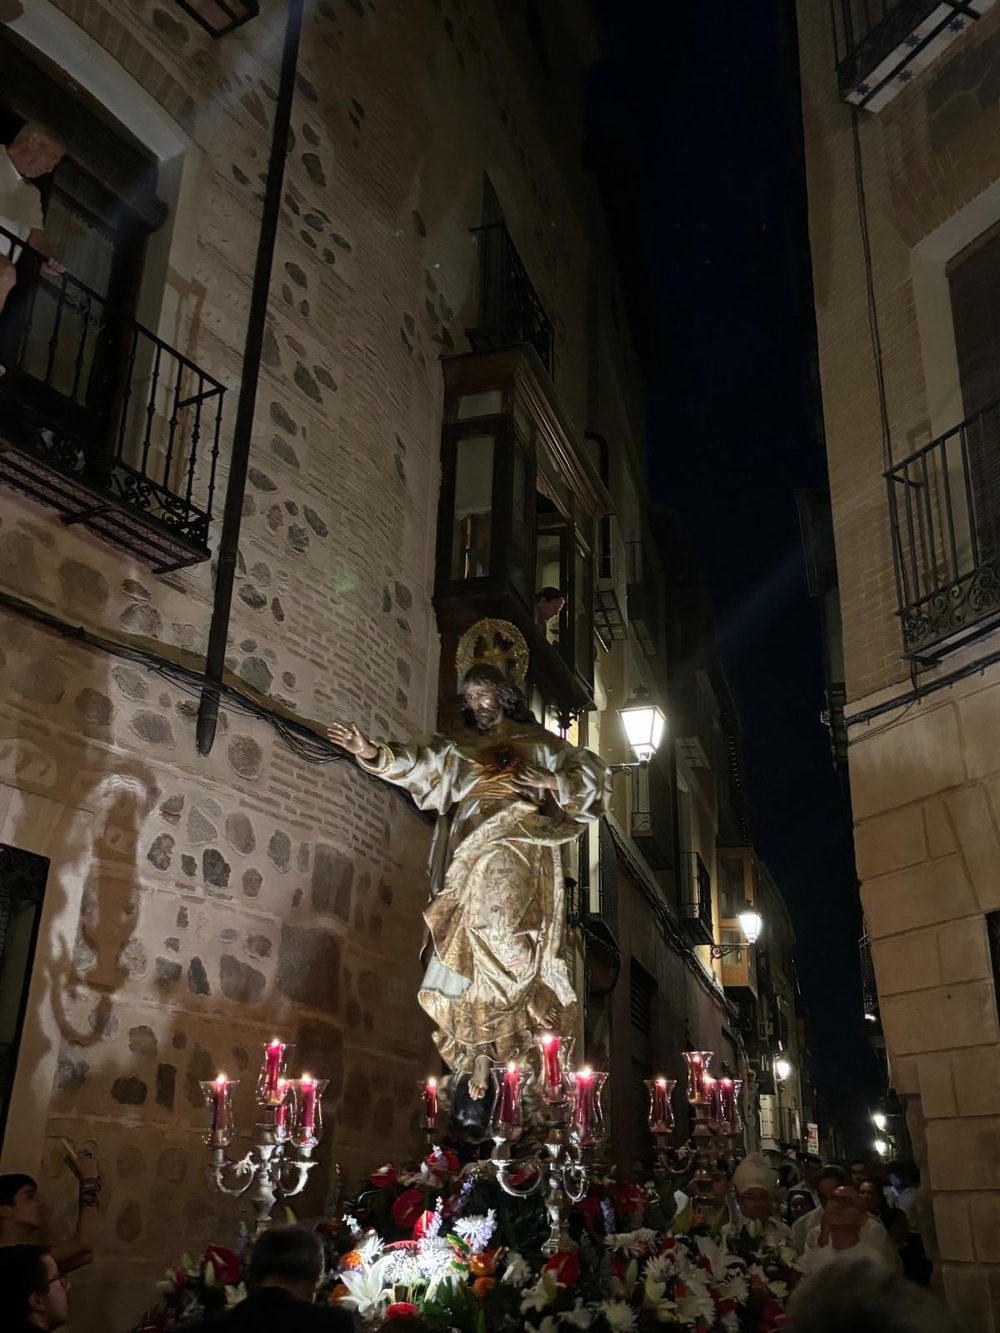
top-left (200, 1042), bottom-right (329, 1235)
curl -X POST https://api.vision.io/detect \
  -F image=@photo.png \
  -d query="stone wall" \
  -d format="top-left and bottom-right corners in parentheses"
top-left (796, 1), bottom-right (1000, 1324)
top-left (0, 0), bottom-right (614, 1327)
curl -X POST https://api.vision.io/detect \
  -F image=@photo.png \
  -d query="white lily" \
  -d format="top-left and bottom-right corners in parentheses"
top-left (520, 1272), bottom-right (558, 1314)
top-left (337, 1252), bottom-right (395, 1317)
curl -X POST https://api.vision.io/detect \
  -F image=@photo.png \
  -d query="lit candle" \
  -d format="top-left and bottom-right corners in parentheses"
top-left (498, 1061), bottom-right (521, 1125)
top-left (300, 1074), bottom-right (317, 1133)
top-left (423, 1077), bottom-right (438, 1122)
top-left (211, 1074), bottom-right (227, 1131)
top-left (573, 1066), bottom-right (595, 1143)
top-left (541, 1032), bottom-right (561, 1095)
top-left (274, 1079), bottom-right (287, 1133)
top-left (653, 1077), bottom-right (670, 1124)
top-left (718, 1076), bottom-right (734, 1128)
top-left (263, 1040), bottom-right (284, 1098)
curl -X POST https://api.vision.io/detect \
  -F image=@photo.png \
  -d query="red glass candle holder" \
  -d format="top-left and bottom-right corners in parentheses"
top-left (645, 1076), bottom-right (676, 1135)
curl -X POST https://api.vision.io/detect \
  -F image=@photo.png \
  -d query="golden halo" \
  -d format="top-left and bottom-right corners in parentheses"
top-left (455, 618), bottom-right (529, 690)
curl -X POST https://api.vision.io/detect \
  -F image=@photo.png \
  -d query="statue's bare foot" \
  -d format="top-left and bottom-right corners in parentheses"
top-left (468, 1054), bottom-right (491, 1101)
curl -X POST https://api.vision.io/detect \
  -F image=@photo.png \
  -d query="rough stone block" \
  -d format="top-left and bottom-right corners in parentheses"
top-left (849, 702), bottom-right (965, 820)
top-left (888, 1053), bottom-right (919, 1095)
top-left (927, 1116), bottom-right (1000, 1191)
top-left (923, 797), bottom-right (957, 858)
top-left (944, 785), bottom-right (1000, 912)
top-left (937, 916), bottom-right (991, 985)
top-left (942, 1260), bottom-right (994, 1330)
top-left (916, 1052), bottom-right (957, 1118)
top-left (959, 683), bottom-right (1000, 782)
top-left (871, 929), bottom-right (941, 994)
top-left (880, 981), bottom-right (999, 1055)
top-left (853, 805), bottom-right (926, 879)
top-left (951, 1046), bottom-right (1000, 1118)
top-left (969, 1194), bottom-right (1000, 1264)
top-left (861, 854), bottom-right (978, 938)
top-left (933, 1194), bottom-right (974, 1261)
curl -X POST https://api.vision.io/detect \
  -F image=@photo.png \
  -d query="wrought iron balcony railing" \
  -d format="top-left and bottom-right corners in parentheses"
top-left (169, 0), bottom-right (259, 37)
top-left (0, 228), bottom-right (224, 572)
top-left (832, 0), bottom-right (986, 113)
top-left (467, 223), bottom-right (554, 375)
top-left (680, 850), bottom-right (713, 949)
top-left (887, 399), bottom-right (1000, 660)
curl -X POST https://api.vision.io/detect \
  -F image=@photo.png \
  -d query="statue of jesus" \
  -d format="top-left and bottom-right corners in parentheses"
top-left (327, 619), bottom-right (610, 1102)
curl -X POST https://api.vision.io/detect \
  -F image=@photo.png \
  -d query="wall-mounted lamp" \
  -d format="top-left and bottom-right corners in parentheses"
top-left (710, 902), bottom-right (764, 959)
top-left (609, 686), bottom-right (667, 773)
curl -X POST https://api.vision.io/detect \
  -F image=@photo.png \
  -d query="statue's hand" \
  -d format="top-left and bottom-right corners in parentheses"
top-left (510, 763), bottom-right (559, 794)
top-left (326, 721), bottom-right (379, 761)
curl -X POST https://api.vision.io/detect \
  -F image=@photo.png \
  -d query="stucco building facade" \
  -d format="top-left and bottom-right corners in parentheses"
top-left (797, 0), bottom-right (1000, 1321)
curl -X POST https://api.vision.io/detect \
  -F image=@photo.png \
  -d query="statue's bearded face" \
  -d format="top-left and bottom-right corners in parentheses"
top-left (463, 682), bottom-right (503, 732)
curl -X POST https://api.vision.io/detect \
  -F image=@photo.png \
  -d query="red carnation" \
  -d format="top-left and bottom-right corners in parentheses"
top-left (385, 1302), bottom-right (419, 1319)
top-left (369, 1164), bottom-right (398, 1189)
top-left (391, 1188), bottom-right (426, 1230)
top-left (609, 1182), bottom-right (645, 1218)
top-left (204, 1245), bottom-right (242, 1286)
top-left (543, 1251), bottom-right (579, 1286)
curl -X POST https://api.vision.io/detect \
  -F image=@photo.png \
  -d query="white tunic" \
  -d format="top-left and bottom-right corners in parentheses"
top-left (0, 147), bottom-right (43, 262)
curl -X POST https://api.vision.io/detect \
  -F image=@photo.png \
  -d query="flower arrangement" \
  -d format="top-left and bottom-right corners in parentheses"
top-left (134, 1245), bottom-right (247, 1331)
top-left (138, 1151), bottom-right (796, 1332)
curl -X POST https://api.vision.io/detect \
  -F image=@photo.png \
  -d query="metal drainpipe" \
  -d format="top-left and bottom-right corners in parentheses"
top-left (196, 0), bottom-right (305, 756)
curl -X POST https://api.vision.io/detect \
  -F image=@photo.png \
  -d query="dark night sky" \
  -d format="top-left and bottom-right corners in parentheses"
top-left (591, 1), bottom-right (881, 1146)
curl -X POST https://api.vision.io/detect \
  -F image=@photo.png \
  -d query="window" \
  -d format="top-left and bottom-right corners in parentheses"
top-left (0, 28), bottom-right (224, 570)
top-left (435, 348), bottom-right (599, 717)
top-left (0, 845), bottom-right (48, 1150)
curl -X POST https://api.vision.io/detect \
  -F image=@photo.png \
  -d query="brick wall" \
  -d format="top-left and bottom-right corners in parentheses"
top-left (0, 0), bottom-right (618, 1326)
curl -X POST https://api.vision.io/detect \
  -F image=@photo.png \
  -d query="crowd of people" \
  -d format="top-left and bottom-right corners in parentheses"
top-left (0, 1150), bottom-right (947, 1331)
top-left (698, 1150), bottom-right (933, 1283)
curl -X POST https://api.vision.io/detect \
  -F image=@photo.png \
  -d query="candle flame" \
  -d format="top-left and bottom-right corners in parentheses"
top-left (655, 1077), bottom-right (667, 1087)
top-left (579, 1066), bottom-right (592, 1078)
top-left (506, 1060), bottom-right (518, 1074)
top-left (301, 1073), bottom-right (314, 1085)
top-left (268, 1039), bottom-right (282, 1049)
top-left (215, 1074), bottom-right (226, 1084)
top-left (426, 1077), bottom-right (437, 1089)
top-left (541, 1032), bottom-right (556, 1046)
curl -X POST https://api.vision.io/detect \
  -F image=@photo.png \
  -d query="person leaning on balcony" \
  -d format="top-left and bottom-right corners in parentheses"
top-left (0, 121), bottom-right (66, 318)
top-left (0, 1170), bottom-right (100, 1275)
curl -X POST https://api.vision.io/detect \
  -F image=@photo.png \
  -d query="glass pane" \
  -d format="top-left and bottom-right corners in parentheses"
top-left (718, 856), bottom-right (744, 919)
top-left (456, 389), bottom-right (504, 420)
top-left (574, 542), bottom-right (591, 675)
top-left (451, 433), bottom-right (494, 579)
top-left (510, 442), bottom-right (532, 601)
top-left (536, 530), bottom-right (563, 645)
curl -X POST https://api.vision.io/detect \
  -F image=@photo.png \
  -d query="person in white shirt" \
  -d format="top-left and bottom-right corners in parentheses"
top-left (721, 1154), bottom-right (792, 1244)
top-left (799, 1185), bottom-right (901, 1275)
top-left (0, 121), bottom-right (66, 317)
top-left (785, 1258), bottom-right (957, 1333)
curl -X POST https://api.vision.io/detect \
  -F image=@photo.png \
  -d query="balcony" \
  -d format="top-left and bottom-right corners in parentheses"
top-left (887, 401), bottom-right (1000, 660)
top-left (467, 223), bottom-right (554, 376)
top-left (0, 235), bottom-right (224, 573)
top-left (168, 0), bottom-right (260, 36)
top-left (832, 0), bottom-right (991, 113)
top-left (680, 850), bottom-right (713, 948)
top-left (860, 932), bottom-right (881, 1026)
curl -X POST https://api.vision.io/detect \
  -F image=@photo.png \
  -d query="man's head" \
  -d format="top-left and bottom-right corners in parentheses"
top-left (731, 1155), bottom-right (777, 1223)
top-left (461, 664), bottom-right (526, 732)
top-left (785, 1258), bottom-right (957, 1333)
top-left (849, 1157), bottom-right (870, 1188)
top-left (246, 1225), bottom-right (325, 1303)
top-left (6, 122), bottom-right (65, 179)
top-left (0, 1174), bottom-right (42, 1237)
top-left (801, 1153), bottom-right (823, 1187)
top-left (824, 1184), bottom-right (866, 1238)
top-left (0, 1245), bottom-right (69, 1330)
top-left (859, 1178), bottom-right (882, 1214)
top-left (534, 587), bottom-right (565, 623)
top-left (815, 1164), bottom-right (849, 1206)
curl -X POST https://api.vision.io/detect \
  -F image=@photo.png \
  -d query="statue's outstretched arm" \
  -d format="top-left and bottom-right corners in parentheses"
top-left (326, 720), bottom-right (379, 761)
